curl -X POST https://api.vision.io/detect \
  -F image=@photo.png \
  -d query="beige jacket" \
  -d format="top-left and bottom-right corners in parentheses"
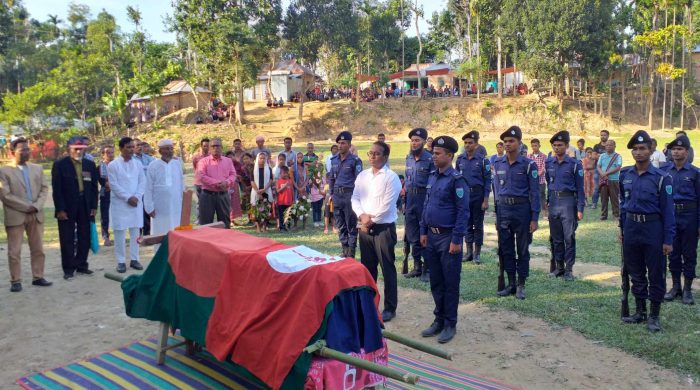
top-left (0, 161), bottom-right (48, 227)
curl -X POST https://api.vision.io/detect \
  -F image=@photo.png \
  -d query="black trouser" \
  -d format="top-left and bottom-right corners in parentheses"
top-left (99, 192), bottom-right (110, 240)
top-left (141, 208), bottom-right (151, 236)
top-left (359, 223), bottom-right (398, 314)
top-left (466, 188), bottom-right (485, 246)
top-left (58, 195), bottom-right (91, 274)
top-left (198, 190), bottom-right (231, 228)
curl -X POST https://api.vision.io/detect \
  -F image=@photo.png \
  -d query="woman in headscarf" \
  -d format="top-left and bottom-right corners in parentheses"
top-left (251, 152), bottom-right (273, 232)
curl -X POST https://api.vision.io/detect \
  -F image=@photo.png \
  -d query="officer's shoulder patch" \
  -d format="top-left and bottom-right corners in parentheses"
top-left (532, 170), bottom-right (538, 178)
top-left (666, 185), bottom-right (673, 195)
top-left (456, 187), bottom-right (464, 198)
top-left (356, 164), bottom-right (362, 173)
top-left (578, 169), bottom-right (584, 177)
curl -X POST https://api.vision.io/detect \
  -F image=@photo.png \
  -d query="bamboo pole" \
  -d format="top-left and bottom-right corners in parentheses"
top-left (382, 330), bottom-right (453, 360)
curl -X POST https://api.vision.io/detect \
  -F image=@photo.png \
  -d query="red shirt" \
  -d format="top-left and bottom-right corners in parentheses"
top-left (276, 178), bottom-right (293, 206)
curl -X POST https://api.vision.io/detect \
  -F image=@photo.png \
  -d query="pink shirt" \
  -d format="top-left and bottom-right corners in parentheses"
top-left (195, 155), bottom-right (237, 192)
top-left (192, 152), bottom-right (209, 186)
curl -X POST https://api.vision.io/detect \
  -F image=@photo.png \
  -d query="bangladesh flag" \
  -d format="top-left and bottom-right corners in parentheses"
top-left (122, 228), bottom-right (382, 389)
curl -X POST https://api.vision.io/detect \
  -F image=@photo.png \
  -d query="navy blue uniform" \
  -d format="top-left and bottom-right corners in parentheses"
top-left (545, 156), bottom-right (585, 272)
top-left (619, 166), bottom-right (675, 303)
top-left (492, 155), bottom-right (541, 280)
top-left (330, 153), bottom-right (363, 252)
top-left (456, 152), bottom-right (492, 247)
top-left (419, 167), bottom-right (469, 327)
top-left (661, 163), bottom-right (700, 280)
top-left (404, 150), bottom-right (435, 265)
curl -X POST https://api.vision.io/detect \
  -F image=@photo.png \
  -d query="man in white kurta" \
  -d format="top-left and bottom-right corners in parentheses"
top-left (144, 139), bottom-right (184, 246)
top-left (108, 137), bottom-right (146, 273)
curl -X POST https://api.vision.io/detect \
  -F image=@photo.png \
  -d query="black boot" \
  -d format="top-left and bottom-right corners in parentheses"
top-left (497, 273), bottom-right (516, 297)
top-left (516, 276), bottom-right (526, 300)
top-left (549, 261), bottom-right (565, 277)
top-left (647, 301), bottom-right (661, 332)
top-left (347, 247), bottom-right (356, 259)
top-left (474, 245), bottom-right (482, 264)
top-left (683, 277), bottom-right (695, 305)
top-left (340, 246), bottom-right (349, 258)
top-left (404, 260), bottom-right (422, 278)
top-left (419, 268), bottom-right (430, 283)
top-left (664, 273), bottom-right (682, 301)
top-left (563, 265), bottom-right (574, 281)
top-left (463, 242), bottom-right (474, 262)
top-left (622, 298), bottom-right (647, 324)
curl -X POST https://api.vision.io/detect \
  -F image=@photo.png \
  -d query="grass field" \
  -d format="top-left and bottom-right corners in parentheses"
top-left (1, 130), bottom-right (699, 378)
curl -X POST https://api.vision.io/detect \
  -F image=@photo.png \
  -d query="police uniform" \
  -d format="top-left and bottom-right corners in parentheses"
top-left (456, 131), bottom-right (491, 264)
top-left (330, 131), bottom-right (363, 258)
top-left (620, 130), bottom-right (675, 332)
top-left (404, 128), bottom-right (435, 280)
top-left (492, 126), bottom-right (540, 299)
top-left (661, 135), bottom-right (699, 305)
top-left (419, 136), bottom-right (469, 344)
top-left (545, 131), bottom-right (585, 280)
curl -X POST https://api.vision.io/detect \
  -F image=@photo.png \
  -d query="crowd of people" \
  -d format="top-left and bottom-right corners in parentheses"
top-left (1, 124), bottom-right (697, 344)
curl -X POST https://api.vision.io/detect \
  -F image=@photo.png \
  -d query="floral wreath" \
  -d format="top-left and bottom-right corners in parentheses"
top-left (283, 196), bottom-right (312, 227)
top-left (249, 198), bottom-right (272, 222)
top-left (307, 160), bottom-right (326, 190)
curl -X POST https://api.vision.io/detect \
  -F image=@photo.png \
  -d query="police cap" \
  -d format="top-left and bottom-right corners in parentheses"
top-left (432, 136), bottom-right (459, 154)
top-left (336, 131), bottom-right (352, 143)
top-left (462, 130), bottom-right (480, 142)
top-left (627, 130), bottom-right (652, 149)
top-left (408, 127), bottom-right (428, 140)
top-left (500, 126), bottom-right (522, 141)
top-left (671, 134), bottom-right (691, 150)
top-left (550, 130), bottom-right (570, 144)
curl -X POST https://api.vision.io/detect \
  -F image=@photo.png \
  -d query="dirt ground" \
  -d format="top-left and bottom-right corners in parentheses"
top-left (0, 238), bottom-right (695, 389)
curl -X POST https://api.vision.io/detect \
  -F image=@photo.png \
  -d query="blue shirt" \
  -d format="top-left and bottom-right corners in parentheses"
top-left (419, 167), bottom-right (470, 244)
top-left (18, 165), bottom-right (33, 202)
top-left (619, 165), bottom-right (676, 245)
top-left (456, 152), bottom-right (492, 198)
top-left (329, 153), bottom-right (363, 193)
top-left (133, 153), bottom-right (155, 175)
top-left (492, 155), bottom-right (541, 220)
top-left (598, 152), bottom-right (622, 181)
top-left (404, 149), bottom-right (434, 189)
top-left (661, 162), bottom-right (700, 226)
top-left (545, 156), bottom-right (586, 212)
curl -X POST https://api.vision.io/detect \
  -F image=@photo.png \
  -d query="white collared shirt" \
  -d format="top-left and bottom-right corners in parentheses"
top-left (351, 164), bottom-right (401, 224)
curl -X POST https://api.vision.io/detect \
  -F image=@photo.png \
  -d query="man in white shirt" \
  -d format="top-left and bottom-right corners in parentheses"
top-left (351, 141), bottom-right (402, 322)
top-left (108, 137), bottom-right (146, 273)
top-left (144, 139), bottom-right (185, 247)
top-left (650, 138), bottom-right (667, 168)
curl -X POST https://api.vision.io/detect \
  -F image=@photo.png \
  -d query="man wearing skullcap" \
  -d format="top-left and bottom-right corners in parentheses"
top-left (419, 136), bottom-right (469, 343)
top-left (661, 134), bottom-right (698, 306)
top-left (251, 135), bottom-right (272, 164)
top-left (144, 139), bottom-right (186, 248)
top-left (330, 131), bottom-right (363, 258)
top-left (619, 130), bottom-right (675, 332)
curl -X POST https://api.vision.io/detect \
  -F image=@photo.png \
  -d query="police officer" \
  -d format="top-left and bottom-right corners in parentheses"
top-left (545, 131), bottom-right (585, 281)
top-left (330, 131), bottom-right (363, 258)
top-left (419, 136), bottom-right (469, 344)
top-left (619, 130), bottom-right (675, 332)
top-left (492, 126), bottom-right (540, 300)
top-left (661, 134), bottom-right (699, 305)
top-left (456, 131), bottom-right (491, 264)
top-left (404, 128), bottom-right (435, 282)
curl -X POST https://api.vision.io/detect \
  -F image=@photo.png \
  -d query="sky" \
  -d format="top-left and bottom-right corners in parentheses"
top-left (22, 0), bottom-right (447, 43)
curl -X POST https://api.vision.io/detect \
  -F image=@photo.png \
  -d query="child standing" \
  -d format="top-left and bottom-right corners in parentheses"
top-left (276, 166), bottom-right (293, 232)
top-left (309, 169), bottom-right (326, 227)
top-left (583, 147), bottom-right (596, 205)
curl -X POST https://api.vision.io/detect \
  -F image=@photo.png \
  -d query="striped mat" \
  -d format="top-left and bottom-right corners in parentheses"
top-left (17, 337), bottom-right (518, 390)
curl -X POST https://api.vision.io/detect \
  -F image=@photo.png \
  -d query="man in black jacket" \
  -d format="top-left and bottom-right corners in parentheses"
top-left (52, 136), bottom-right (99, 279)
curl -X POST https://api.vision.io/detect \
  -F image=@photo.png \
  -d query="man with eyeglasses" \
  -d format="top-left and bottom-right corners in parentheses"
top-left (351, 141), bottom-right (402, 322)
top-left (195, 137), bottom-right (237, 228)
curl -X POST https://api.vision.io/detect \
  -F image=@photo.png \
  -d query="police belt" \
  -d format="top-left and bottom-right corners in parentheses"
top-left (406, 187), bottom-right (427, 194)
top-left (334, 187), bottom-right (354, 194)
top-left (469, 185), bottom-right (484, 193)
top-left (550, 190), bottom-right (575, 198)
top-left (498, 196), bottom-right (528, 205)
top-left (675, 201), bottom-right (698, 211)
top-left (428, 226), bottom-right (453, 234)
top-left (626, 213), bottom-right (661, 223)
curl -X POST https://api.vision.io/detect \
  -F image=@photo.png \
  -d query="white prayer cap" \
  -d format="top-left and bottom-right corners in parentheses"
top-left (158, 139), bottom-right (174, 147)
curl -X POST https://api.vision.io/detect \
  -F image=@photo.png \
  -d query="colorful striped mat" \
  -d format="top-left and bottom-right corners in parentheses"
top-left (17, 337), bottom-right (518, 390)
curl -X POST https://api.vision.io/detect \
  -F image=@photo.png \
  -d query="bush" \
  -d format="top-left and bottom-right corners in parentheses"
top-left (484, 99), bottom-right (494, 108)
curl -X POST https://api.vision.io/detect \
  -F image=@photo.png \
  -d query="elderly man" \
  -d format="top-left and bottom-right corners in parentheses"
top-left (352, 141), bottom-right (402, 322)
top-left (0, 138), bottom-right (52, 292)
top-left (52, 136), bottom-right (99, 280)
top-left (144, 139), bottom-right (185, 243)
top-left (196, 137), bottom-right (237, 228)
top-left (597, 139), bottom-right (622, 220)
top-left (251, 135), bottom-right (273, 163)
top-left (108, 137), bottom-right (146, 273)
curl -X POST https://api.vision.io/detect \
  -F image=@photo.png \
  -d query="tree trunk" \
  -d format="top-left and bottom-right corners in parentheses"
top-left (497, 25), bottom-right (502, 99)
top-left (669, 6), bottom-right (677, 129)
top-left (355, 55), bottom-right (361, 110)
top-left (476, 14), bottom-right (481, 100)
top-left (621, 70), bottom-right (626, 118)
top-left (415, 0), bottom-right (423, 97)
top-left (234, 65), bottom-right (243, 125)
top-left (608, 73), bottom-right (612, 118)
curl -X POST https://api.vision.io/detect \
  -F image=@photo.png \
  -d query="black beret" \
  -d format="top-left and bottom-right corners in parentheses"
top-left (408, 128), bottom-right (428, 140)
top-left (462, 130), bottom-right (480, 141)
top-left (432, 136), bottom-right (459, 154)
top-left (627, 130), bottom-right (652, 149)
top-left (671, 134), bottom-right (691, 149)
top-left (550, 130), bottom-right (570, 144)
top-left (500, 126), bottom-right (522, 141)
top-left (336, 131), bottom-right (352, 143)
